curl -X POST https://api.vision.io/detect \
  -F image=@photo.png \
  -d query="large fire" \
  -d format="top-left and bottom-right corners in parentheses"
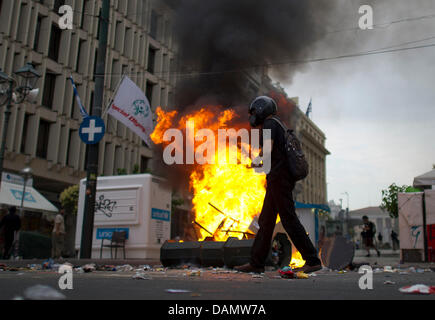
top-left (151, 106), bottom-right (305, 267)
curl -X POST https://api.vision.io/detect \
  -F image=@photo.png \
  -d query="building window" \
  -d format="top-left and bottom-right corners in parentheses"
top-left (34, 16), bottom-right (43, 52)
top-left (48, 24), bottom-right (62, 61)
top-left (140, 156), bottom-right (148, 173)
top-left (20, 114), bottom-right (30, 154)
top-left (36, 120), bottom-right (50, 159)
top-left (146, 82), bottom-right (154, 107)
top-left (150, 10), bottom-right (158, 39)
top-left (53, 0), bottom-right (65, 13)
top-left (147, 47), bottom-right (157, 74)
top-left (42, 72), bottom-right (56, 109)
top-left (76, 39), bottom-right (85, 72)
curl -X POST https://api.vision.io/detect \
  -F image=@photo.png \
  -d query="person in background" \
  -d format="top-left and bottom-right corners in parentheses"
top-left (361, 216), bottom-right (380, 257)
top-left (52, 208), bottom-right (66, 259)
top-left (0, 206), bottom-right (21, 259)
top-left (391, 230), bottom-right (399, 251)
top-left (377, 232), bottom-right (383, 244)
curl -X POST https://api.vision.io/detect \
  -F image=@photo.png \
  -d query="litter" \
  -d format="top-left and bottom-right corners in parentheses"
top-left (383, 280), bottom-right (396, 285)
top-left (165, 289), bottom-right (192, 293)
top-left (116, 264), bottom-right (133, 272)
top-left (23, 285), bottom-right (66, 300)
top-left (143, 265), bottom-right (152, 271)
top-left (42, 259), bottom-right (54, 270)
top-left (399, 284), bottom-right (435, 295)
top-left (132, 272), bottom-right (151, 280)
top-left (82, 264), bottom-right (96, 273)
top-left (191, 293), bottom-right (202, 297)
top-left (74, 267), bottom-right (84, 274)
top-left (374, 268), bottom-right (383, 273)
top-left (296, 272), bottom-right (309, 279)
top-left (186, 270), bottom-right (201, 277)
top-left (279, 268), bottom-right (294, 279)
top-left (383, 266), bottom-right (395, 273)
top-left (252, 274), bottom-right (263, 279)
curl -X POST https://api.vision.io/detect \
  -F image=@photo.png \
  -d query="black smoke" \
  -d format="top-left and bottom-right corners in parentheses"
top-left (168, 0), bottom-right (337, 108)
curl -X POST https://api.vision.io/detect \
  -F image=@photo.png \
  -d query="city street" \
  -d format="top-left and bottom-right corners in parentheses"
top-left (0, 250), bottom-right (434, 300)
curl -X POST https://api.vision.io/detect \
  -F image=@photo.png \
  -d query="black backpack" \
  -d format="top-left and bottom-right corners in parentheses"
top-left (269, 116), bottom-right (309, 181)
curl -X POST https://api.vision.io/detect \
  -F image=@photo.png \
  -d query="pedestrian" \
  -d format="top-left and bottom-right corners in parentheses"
top-left (391, 230), bottom-right (399, 251)
top-left (234, 96), bottom-right (321, 274)
top-left (0, 206), bottom-right (21, 259)
top-left (361, 216), bottom-right (380, 257)
top-left (377, 232), bottom-right (383, 244)
top-left (52, 208), bottom-right (66, 259)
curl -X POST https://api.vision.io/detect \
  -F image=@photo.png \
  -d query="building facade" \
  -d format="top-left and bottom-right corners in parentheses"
top-left (291, 97), bottom-right (330, 206)
top-left (0, 0), bottom-right (177, 205)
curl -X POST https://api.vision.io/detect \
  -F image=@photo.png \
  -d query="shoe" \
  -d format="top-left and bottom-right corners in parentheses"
top-left (234, 263), bottom-right (265, 274)
top-left (292, 264), bottom-right (322, 274)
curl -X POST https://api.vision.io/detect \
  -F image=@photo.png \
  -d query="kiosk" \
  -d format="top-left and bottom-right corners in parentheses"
top-left (75, 174), bottom-right (172, 259)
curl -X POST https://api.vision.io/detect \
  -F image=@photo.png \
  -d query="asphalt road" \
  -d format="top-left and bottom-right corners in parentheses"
top-left (1, 267), bottom-right (434, 300)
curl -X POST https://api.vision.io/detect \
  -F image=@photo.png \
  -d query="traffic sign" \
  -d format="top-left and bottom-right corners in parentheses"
top-left (79, 116), bottom-right (106, 144)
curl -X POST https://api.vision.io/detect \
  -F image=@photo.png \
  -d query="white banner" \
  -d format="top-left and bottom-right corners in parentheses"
top-left (107, 76), bottom-right (154, 145)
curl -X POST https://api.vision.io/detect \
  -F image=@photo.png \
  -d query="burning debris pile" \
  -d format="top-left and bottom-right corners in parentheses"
top-left (151, 106), bottom-right (265, 242)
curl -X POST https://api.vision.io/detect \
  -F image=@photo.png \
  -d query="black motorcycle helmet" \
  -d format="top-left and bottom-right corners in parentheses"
top-left (249, 96), bottom-right (278, 127)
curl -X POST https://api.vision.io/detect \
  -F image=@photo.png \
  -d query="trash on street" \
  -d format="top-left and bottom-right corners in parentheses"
top-left (165, 289), bottom-right (192, 293)
top-left (399, 284), bottom-right (435, 295)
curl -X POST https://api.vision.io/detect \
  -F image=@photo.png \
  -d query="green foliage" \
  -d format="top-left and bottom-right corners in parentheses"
top-left (60, 185), bottom-right (79, 216)
top-left (117, 168), bottom-right (128, 175)
top-left (171, 197), bottom-right (184, 213)
top-left (380, 183), bottom-right (408, 218)
top-left (132, 164), bottom-right (140, 174)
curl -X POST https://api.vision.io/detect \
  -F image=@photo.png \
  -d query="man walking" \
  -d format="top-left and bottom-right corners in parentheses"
top-left (0, 206), bottom-right (21, 259)
top-left (235, 96), bottom-right (322, 274)
top-left (52, 208), bottom-right (66, 259)
top-left (361, 216), bottom-right (380, 257)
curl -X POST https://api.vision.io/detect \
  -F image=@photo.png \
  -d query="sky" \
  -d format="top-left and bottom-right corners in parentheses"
top-left (280, 0), bottom-right (435, 210)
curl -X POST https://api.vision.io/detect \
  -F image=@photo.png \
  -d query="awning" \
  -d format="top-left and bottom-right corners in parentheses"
top-left (0, 182), bottom-right (58, 213)
top-left (413, 169), bottom-right (435, 187)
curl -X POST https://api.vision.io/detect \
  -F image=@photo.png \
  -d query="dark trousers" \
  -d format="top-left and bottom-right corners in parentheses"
top-left (3, 232), bottom-right (14, 259)
top-left (250, 179), bottom-right (321, 268)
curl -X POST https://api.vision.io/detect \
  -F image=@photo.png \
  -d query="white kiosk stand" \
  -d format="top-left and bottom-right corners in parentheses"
top-left (75, 174), bottom-right (172, 259)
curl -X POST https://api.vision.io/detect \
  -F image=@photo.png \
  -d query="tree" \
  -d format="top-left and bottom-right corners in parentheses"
top-left (380, 183), bottom-right (408, 218)
top-left (59, 185), bottom-right (79, 257)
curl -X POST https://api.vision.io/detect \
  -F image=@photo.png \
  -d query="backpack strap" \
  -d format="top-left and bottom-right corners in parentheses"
top-left (269, 116), bottom-right (290, 133)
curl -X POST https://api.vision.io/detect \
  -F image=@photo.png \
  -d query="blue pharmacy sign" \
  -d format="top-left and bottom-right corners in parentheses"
top-left (79, 116), bottom-right (106, 144)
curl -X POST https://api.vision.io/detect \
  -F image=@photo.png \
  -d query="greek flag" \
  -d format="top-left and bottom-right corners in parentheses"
top-left (306, 98), bottom-right (312, 117)
top-left (69, 76), bottom-right (89, 119)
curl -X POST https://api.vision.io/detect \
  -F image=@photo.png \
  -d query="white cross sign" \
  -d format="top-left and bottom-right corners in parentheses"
top-left (79, 116), bottom-right (106, 145)
top-left (82, 119), bottom-right (102, 141)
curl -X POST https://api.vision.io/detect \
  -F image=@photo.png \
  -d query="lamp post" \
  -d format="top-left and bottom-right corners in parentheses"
top-left (0, 63), bottom-right (40, 191)
top-left (19, 167), bottom-right (33, 217)
top-left (341, 192), bottom-right (350, 236)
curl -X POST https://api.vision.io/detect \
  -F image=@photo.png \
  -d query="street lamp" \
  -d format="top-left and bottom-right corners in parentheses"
top-left (19, 167), bottom-right (33, 217)
top-left (341, 192), bottom-right (350, 237)
top-left (0, 63), bottom-right (40, 190)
